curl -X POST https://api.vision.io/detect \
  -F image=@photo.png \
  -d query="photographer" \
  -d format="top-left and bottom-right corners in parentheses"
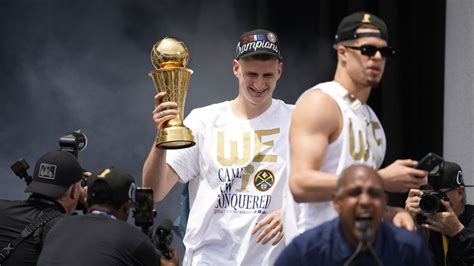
top-left (37, 166), bottom-right (178, 266)
top-left (405, 161), bottom-right (474, 265)
top-left (0, 150), bottom-right (86, 266)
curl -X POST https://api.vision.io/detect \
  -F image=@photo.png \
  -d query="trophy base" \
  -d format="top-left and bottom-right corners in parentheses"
top-left (156, 126), bottom-right (195, 150)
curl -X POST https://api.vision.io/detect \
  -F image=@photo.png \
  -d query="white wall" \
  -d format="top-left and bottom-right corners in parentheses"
top-left (445, 0), bottom-right (474, 202)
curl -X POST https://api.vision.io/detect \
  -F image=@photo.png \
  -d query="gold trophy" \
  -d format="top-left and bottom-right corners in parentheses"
top-left (149, 37), bottom-right (195, 149)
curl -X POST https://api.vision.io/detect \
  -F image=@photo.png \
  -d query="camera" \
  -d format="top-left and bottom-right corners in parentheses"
top-left (416, 190), bottom-right (449, 225)
top-left (10, 158), bottom-right (33, 185)
top-left (132, 187), bottom-right (173, 260)
top-left (11, 130), bottom-right (88, 186)
top-left (148, 219), bottom-right (173, 260)
top-left (133, 187), bottom-right (156, 229)
top-left (59, 130), bottom-right (87, 159)
top-left (419, 190), bottom-right (448, 214)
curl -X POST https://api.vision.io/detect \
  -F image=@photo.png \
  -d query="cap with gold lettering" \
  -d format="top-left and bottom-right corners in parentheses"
top-left (334, 12), bottom-right (389, 44)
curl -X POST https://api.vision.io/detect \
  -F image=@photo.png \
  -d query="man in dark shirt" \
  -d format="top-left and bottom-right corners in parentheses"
top-left (38, 166), bottom-right (178, 266)
top-left (276, 164), bottom-right (433, 266)
top-left (405, 161), bottom-right (474, 265)
top-left (0, 150), bottom-right (86, 266)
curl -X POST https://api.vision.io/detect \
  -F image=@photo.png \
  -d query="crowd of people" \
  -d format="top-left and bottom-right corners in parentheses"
top-left (0, 11), bottom-right (472, 266)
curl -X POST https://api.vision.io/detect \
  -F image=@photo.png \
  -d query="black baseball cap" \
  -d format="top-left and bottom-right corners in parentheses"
top-left (25, 150), bottom-right (83, 198)
top-left (334, 12), bottom-right (389, 44)
top-left (87, 167), bottom-right (135, 204)
top-left (235, 29), bottom-right (281, 60)
top-left (427, 161), bottom-right (464, 189)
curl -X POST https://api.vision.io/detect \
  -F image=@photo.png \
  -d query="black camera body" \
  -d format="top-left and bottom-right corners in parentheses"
top-left (419, 190), bottom-right (448, 214)
top-left (149, 219), bottom-right (173, 260)
top-left (10, 158), bottom-right (33, 185)
top-left (11, 130), bottom-right (88, 185)
top-left (416, 190), bottom-right (449, 225)
top-left (133, 187), bottom-right (156, 228)
top-left (58, 130), bottom-right (87, 159)
top-left (132, 187), bottom-right (173, 260)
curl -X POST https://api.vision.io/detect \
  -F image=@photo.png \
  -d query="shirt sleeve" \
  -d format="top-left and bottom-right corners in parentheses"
top-left (166, 109), bottom-right (202, 183)
top-left (449, 226), bottom-right (474, 264)
top-left (274, 242), bottom-right (304, 266)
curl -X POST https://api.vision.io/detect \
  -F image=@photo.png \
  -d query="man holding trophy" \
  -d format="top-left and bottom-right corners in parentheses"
top-left (143, 29), bottom-right (293, 265)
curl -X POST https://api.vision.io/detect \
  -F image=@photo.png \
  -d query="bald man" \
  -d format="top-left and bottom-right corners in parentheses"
top-left (276, 165), bottom-right (433, 266)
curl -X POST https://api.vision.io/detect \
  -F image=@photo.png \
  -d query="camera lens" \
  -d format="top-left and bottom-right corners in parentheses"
top-left (419, 194), bottom-right (441, 214)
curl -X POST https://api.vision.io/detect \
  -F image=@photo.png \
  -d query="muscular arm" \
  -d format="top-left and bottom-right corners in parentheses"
top-left (289, 90), bottom-right (342, 202)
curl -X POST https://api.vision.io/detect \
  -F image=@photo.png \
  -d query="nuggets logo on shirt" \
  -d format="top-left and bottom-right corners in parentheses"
top-left (254, 169), bottom-right (274, 192)
top-left (214, 128), bottom-right (280, 214)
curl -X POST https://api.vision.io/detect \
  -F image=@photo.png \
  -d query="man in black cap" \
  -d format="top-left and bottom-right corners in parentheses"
top-left (38, 166), bottom-right (178, 266)
top-left (405, 161), bottom-right (474, 265)
top-left (143, 29), bottom-right (292, 265)
top-left (0, 150), bottom-right (86, 266)
top-left (283, 11), bottom-right (427, 243)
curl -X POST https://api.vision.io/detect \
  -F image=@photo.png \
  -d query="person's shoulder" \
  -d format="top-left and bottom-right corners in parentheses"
top-left (297, 81), bottom-right (337, 100)
top-left (292, 83), bottom-right (341, 128)
top-left (190, 101), bottom-right (230, 114)
top-left (272, 98), bottom-right (295, 110)
top-left (0, 199), bottom-right (24, 208)
top-left (296, 82), bottom-right (339, 109)
top-left (383, 222), bottom-right (424, 246)
top-left (109, 218), bottom-right (149, 236)
top-left (459, 204), bottom-right (474, 224)
top-left (463, 204), bottom-right (474, 214)
top-left (290, 218), bottom-right (337, 252)
top-left (186, 101), bottom-right (230, 121)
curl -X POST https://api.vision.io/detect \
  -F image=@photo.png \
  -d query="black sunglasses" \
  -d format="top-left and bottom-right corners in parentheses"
top-left (344, 45), bottom-right (396, 58)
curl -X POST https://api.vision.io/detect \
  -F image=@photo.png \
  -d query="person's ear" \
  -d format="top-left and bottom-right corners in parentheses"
top-left (332, 193), bottom-right (342, 214)
top-left (337, 45), bottom-right (348, 63)
top-left (69, 183), bottom-right (79, 199)
top-left (120, 201), bottom-right (131, 214)
top-left (232, 59), bottom-right (240, 77)
top-left (457, 186), bottom-right (465, 201)
top-left (277, 61), bottom-right (283, 79)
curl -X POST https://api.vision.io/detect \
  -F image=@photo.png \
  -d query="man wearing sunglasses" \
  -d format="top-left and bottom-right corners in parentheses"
top-left (405, 161), bottom-right (474, 265)
top-left (283, 12), bottom-right (428, 243)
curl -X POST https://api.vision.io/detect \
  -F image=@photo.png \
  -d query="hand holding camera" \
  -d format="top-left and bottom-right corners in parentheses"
top-left (421, 199), bottom-right (464, 237)
top-left (406, 188), bottom-right (462, 235)
top-left (405, 189), bottom-right (423, 218)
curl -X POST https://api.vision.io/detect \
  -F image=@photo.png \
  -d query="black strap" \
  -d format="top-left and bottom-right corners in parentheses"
top-left (0, 208), bottom-right (62, 264)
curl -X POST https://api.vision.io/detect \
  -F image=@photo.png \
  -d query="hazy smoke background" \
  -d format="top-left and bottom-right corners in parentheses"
top-left (1, 0), bottom-right (336, 257)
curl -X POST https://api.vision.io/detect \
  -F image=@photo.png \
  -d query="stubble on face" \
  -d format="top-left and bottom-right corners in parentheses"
top-left (351, 28), bottom-right (387, 88)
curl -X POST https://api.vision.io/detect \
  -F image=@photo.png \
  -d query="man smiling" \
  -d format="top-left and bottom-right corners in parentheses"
top-left (143, 29), bottom-right (292, 265)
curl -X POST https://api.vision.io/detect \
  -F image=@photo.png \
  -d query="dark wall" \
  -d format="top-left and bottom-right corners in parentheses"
top-left (0, 0), bottom-right (445, 254)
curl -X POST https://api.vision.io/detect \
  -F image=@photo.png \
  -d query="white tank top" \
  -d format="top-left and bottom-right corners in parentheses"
top-left (283, 81), bottom-right (386, 244)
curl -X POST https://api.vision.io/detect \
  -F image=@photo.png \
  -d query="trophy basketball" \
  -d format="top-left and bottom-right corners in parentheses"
top-left (149, 38), bottom-right (195, 149)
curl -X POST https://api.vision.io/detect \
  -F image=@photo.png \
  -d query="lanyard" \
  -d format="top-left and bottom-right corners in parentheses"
top-left (442, 234), bottom-right (449, 266)
top-left (91, 210), bottom-right (117, 220)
